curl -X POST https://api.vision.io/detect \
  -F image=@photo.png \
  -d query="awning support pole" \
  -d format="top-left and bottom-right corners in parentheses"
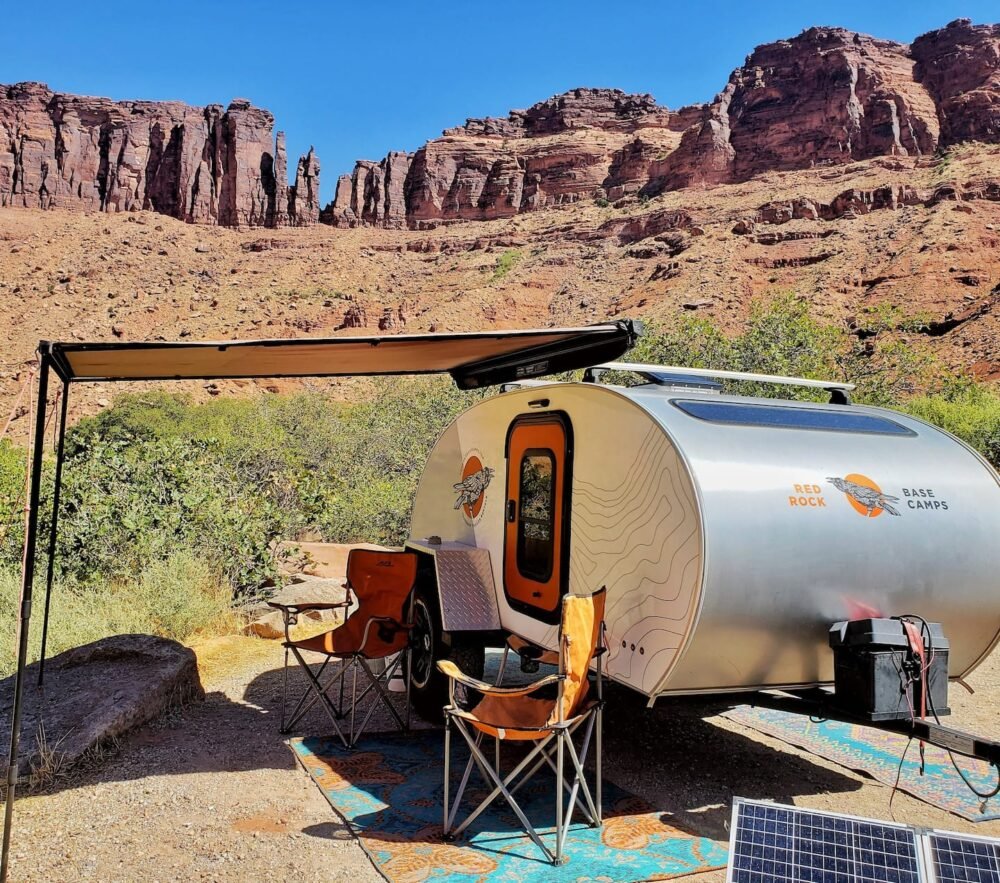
top-left (1, 351), bottom-right (50, 883)
top-left (38, 380), bottom-right (70, 687)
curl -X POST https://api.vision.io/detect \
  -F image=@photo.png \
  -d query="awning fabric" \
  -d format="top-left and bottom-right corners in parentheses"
top-left (44, 321), bottom-right (639, 389)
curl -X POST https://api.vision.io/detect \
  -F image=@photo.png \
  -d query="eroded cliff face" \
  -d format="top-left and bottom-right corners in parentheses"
top-left (0, 83), bottom-right (319, 228)
top-left (326, 19), bottom-right (1000, 229)
top-left (912, 19), bottom-right (1000, 144)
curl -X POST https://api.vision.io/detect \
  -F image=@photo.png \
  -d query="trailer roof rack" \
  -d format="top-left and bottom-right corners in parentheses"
top-left (584, 362), bottom-right (855, 403)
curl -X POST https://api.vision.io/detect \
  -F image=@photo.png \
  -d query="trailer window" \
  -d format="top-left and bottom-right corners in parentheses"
top-left (671, 400), bottom-right (914, 435)
top-left (517, 450), bottom-right (556, 581)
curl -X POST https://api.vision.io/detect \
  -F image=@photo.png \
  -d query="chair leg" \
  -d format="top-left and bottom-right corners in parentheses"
top-left (564, 723), bottom-right (600, 829)
top-left (496, 646), bottom-right (509, 685)
top-left (287, 646), bottom-right (349, 748)
top-left (555, 729), bottom-right (565, 865)
top-left (507, 716), bottom-right (598, 826)
top-left (443, 716), bottom-right (452, 838)
top-left (350, 656), bottom-right (407, 747)
top-left (448, 731), bottom-right (484, 833)
top-left (595, 704), bottom-right (603, 826)
top-left (404, 647), bottom-right (412, 732)
top-left (449, 721), bottom-right (556, 862)
top-left (280, 646), bottom-right (289, 731)
top-left (351, 658), bottom-right (362, 747)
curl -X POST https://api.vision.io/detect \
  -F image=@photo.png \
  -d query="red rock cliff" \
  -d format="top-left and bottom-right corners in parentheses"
top-left (0, 83), bottom-right (319, 228)
top-left (325, 19), bottom-right (999, 229)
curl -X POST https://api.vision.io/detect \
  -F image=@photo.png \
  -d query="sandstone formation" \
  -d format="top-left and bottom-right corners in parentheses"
top-left (325, 19), bottom-right (1000, 229)
top-left (0, 83), bottom-right (319, 228)
top-left (912, 19), bottom-right (1000, 144)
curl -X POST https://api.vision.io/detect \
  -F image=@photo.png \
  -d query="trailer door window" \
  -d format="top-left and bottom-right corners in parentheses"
top-left (517, 450), bottom-right (556, 581)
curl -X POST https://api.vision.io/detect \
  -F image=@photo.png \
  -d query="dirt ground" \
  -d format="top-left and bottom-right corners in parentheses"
top-left (5, 637), bottom-right (998, 882)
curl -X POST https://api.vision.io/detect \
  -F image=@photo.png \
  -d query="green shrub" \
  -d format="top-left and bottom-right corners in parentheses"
top-left (903, 384), bottom-right (1000, 468)
top-left (491, 249), bottom-right (522, 281)
top-left (630, 295), bottom-right (936, 406)
top-left (0, 552), bottom-right (237, 677)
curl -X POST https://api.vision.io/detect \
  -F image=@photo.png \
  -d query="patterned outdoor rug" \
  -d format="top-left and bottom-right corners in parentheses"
top-left (723, 706), bottom-right (999, 822)
top-left (291, 730), bottom-right (728, 883)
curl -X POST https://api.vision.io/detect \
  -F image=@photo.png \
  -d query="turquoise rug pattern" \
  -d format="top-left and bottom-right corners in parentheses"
top-left (723, 706), bottom-right (999, 822)
top-left (291, 730), bottom-right (728, 883)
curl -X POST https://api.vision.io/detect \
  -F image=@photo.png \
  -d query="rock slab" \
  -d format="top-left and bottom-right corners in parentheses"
top-left (0, 635), bottom-right (203, 782)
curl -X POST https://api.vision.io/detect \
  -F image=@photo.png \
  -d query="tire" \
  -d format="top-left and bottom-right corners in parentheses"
top-left (408, 583), bottom-right (485, 722)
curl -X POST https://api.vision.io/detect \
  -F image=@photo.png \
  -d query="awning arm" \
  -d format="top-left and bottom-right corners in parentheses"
top-left (452, 319), bottom-right (641, 389)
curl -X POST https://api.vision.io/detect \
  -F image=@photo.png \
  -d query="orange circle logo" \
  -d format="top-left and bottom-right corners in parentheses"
top-left (454, 453), bottom-right (494, 524)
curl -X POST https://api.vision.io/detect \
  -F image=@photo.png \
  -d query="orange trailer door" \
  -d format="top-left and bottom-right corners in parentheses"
top-left (503, 414), bottom-right (571, 620)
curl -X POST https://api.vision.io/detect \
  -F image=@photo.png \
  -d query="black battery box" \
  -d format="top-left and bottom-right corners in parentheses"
top-left (828, 618), bottom-right (950, 722)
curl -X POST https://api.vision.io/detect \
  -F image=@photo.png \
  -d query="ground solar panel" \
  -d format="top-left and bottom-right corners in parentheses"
top-left (728, 799), bottom-right (924, 883)
top-left (928, 831), bottom-right (1000, 883)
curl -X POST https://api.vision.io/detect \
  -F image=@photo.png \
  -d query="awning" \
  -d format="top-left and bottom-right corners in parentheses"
top-left (44, 320), bottom-right (640, 389)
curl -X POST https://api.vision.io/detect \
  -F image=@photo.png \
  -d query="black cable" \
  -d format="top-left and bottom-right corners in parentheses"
top-left (897, 613), bottom-right (1000, 805)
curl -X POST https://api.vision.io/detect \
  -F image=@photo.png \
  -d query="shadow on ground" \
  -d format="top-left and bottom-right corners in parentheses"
top-left (18, 647), bottom-right (861, 851)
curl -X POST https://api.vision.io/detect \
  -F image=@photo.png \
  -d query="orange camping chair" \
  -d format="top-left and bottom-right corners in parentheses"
top-left (438, 587), bottom-right (607, 866)
top-left (270, 549), bottom-right (418, 748)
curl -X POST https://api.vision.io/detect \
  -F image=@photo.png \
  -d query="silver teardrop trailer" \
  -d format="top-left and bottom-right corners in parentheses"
top-left (402, 362), bottom-right (1000, 749)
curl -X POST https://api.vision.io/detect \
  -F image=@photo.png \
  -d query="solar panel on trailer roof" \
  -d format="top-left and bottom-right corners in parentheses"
top-left (728, 799), bottom-right (924, 883)
top-left (927, 831), bottom-right (1000, 883)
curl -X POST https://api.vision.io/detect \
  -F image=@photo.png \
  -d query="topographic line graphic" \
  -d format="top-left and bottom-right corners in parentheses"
top-left (572, 445), bottom-right (681, 545)
top-left (601, 517), bottom-right (696, 617)
top-left (573, 430), bottom-right (665, 507)
top-left (573, 441), bottom-right (670, 515)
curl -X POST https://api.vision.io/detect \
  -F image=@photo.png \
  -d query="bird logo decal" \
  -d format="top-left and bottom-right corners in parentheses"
top-left (827, 474), bottom-right (901, 518)
top-left (454, 453), bottom-right (494, 523)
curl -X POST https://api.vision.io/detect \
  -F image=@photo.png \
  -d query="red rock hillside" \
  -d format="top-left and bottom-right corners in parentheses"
top-left (325, 19), bottom-right (1000, 229)
top-left (0, 84), bottom-right (320, 228)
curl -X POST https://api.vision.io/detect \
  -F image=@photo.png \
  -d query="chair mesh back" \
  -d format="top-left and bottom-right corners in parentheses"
top-left (557, 588), bottom-right (606, 722)
top-left (342, 549), bottom-right (418, 656)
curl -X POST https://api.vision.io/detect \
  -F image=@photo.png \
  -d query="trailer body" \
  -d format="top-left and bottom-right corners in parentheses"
top-left (408, 379), bottom-right (1000, 701)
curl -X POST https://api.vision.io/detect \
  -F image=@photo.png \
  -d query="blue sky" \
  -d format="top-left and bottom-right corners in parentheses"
top-left (4, 1), bottom-right (996, 203)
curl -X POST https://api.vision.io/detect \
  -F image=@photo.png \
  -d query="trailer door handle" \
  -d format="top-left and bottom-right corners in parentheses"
top-left (506, 500), bottom-right (516, 523)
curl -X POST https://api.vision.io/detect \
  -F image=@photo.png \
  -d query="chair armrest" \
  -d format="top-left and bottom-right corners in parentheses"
top-left (266, 601), bottom-right (351, 613)
top-left (359, 615), bottom-right (413, 650)
top-left (437, 660), bottom-right (562, 697)
top-left (266, 600), bottom-right (352, 642)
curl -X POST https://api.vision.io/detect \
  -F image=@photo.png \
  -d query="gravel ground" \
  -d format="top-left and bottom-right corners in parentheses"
top-left (5, 637), bottom-right (998, 882)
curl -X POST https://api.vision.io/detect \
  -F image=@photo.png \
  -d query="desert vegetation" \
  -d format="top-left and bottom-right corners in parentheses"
top-left (1, 297), bottom-right (998, 674)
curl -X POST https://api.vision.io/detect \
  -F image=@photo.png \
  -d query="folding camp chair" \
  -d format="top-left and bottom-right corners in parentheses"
top-left (438, 587), bottom-right (607, 866)
top-left (271, 548), bottom-right (418, 749)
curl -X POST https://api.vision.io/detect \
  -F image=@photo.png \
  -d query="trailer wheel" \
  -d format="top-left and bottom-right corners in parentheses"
top-left (408, 584), bottom-right (485, 722)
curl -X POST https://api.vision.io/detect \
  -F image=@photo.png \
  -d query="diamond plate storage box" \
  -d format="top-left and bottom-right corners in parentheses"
top-left (829, 619), bottom-right (950, 722)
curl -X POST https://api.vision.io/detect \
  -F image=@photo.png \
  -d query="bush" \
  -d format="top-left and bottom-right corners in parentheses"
top-left (630, 295), bottom-right (936, 406)
top-left (491, 249), bottom-right (522, 281)
top-left (0, 551), bottom-right (238, 677)
top-left (0, 378), bottom-right (484, 596)
top-left (903, 384), bottom-right (1000, 468)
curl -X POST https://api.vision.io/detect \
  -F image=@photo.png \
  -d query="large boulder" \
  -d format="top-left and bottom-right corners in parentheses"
top-left (0, 635), bottom-right (203, 784)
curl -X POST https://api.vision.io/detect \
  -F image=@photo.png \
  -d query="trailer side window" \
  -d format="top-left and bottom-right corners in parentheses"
top-left (517, 450), bottom-right (555, 581)
top-left (671, 400), bottom-right (915, 435)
